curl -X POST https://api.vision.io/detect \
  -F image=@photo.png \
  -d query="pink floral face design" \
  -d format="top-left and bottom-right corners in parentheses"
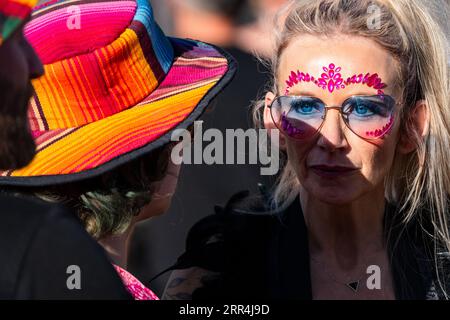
top-left (284, 63), bottom-right (387, 96)
top-left (273, 63), bottom-right (395, 140)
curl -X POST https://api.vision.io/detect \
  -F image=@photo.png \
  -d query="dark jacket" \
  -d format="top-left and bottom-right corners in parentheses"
top-left (0, 195), bottom-right (131, 299)
top-left (170, 190), bottom-right (449, 300)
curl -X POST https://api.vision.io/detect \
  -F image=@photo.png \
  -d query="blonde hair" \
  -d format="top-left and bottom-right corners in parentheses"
top-left (253, 0), bottom-right (450, 296)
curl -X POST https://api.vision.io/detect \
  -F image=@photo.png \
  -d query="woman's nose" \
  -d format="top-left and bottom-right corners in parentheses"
top-left (316, 109), bottom-right (349, 151)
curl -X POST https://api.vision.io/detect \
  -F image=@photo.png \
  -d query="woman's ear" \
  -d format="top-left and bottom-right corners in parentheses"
top-left (264, 92), bottom-right (287, 150)
top-left (397, 100), bottom-right (429, 154)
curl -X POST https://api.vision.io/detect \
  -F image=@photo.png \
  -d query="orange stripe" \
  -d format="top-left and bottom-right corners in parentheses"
top-left (86, 106), bottom-right (196, 168)
top-left (100, 45), bottom-right (128, 111)
top-left (54, 103), bottom-right (192, 173)
top-left (66, 59), bottom-right (95, 125)
top-left (115, 33), bottom-right (142, 102)
top-left (94, 49), bottom-right (122, 113)
top-left (71, 113), bottom-right (188, 172)
top-left (39, 73), bottom-right (65, 128)
top-left (106, 43), bottom-right (134, 108)
top-left (121, 31), bottom-right (147, 99)
top-left (74, 56), bottom-right (105, 121)
top-left (12, 83), bottom-right (215, 176)
top-left (61, 59), bottom-right (94, 126)
top-left (49, 63), bottom-right (77, 126)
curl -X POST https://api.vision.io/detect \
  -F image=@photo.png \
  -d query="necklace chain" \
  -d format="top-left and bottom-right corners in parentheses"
top-left (310, 256), bottom-right (375, 293)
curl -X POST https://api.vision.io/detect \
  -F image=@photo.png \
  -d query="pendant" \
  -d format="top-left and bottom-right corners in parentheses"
top-left (346, 281), bottom-right (360, 292)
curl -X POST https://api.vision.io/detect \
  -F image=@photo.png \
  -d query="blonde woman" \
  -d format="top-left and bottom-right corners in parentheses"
top-left (164, 0), bottom-right (450, 300)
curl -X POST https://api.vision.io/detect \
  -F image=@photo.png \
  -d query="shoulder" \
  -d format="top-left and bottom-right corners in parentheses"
top-left (164, 189), bottom-right (300, 300)
top-left (0, 194), bottom-right (131, 299)
top-left (0, 194), bottom-right (70, 284)
top-left (0, 194), bottom-right (86, 269)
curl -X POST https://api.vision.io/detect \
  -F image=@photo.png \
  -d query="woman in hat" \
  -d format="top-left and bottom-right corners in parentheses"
top-left (0, 0), bottom-right (132, 299)
top-left (0, 0), bottom-right (235, 300)
top-left (164, 0), bottom-right (450, 300)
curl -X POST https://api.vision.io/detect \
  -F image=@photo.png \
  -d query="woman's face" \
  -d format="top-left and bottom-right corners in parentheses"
top-left (137, 152), bottom-right (181, 221)
top-left (264, 34), bottom-right (403, 205)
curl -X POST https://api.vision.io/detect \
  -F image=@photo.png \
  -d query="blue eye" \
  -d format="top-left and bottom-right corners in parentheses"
top-left (299, 104), bottom-right (314, 113)
top-left (292, 98), bottom-right (323, 115)
top-left (345, 98), bottom-right (390, 118)
top-left (354, 104), bottom-right (374, 116)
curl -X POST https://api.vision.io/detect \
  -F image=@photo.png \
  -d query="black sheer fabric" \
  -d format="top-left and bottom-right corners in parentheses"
top-left (168, 190), bottom-right (448, 300)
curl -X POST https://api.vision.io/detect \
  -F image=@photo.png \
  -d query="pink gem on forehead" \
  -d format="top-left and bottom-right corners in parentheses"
top-left (284, 63), bottom-right (387, 95)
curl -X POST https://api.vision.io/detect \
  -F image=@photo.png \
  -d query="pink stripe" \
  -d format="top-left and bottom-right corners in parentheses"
top-left (162, 65), bottom-right (227, 86)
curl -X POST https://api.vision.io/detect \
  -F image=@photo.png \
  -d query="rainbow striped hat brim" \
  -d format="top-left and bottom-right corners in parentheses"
top-left (0, 0), bottom-right (236, 186)
top-left (0, 0), bottom-right (37, 45)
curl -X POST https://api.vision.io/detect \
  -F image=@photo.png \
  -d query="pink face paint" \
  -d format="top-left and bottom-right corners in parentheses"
top-left (364, 114), bottom-right (395, 138)
top-left (281, 111), bottom-right (305, 136)
top-left (284, 63), bottom-right (387, 96)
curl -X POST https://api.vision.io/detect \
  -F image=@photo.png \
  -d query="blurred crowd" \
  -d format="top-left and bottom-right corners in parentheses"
top-left (129, 0), bottom-right (288, 296)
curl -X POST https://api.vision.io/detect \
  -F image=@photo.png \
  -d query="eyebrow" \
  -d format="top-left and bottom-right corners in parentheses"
top-left (285, 90), bottom-right (318, 96)
top-left (286, 89), bottom-right (383, 97)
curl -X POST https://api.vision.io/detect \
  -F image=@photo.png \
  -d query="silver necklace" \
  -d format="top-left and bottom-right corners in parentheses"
top-left (310, 256), bottom-right (371, 293)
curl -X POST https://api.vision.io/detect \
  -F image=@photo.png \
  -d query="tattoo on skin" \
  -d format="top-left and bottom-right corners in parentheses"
top-left (162, 271), bottom-right (220, 300)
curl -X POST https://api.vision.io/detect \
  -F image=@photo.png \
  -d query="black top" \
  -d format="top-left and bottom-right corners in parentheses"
top-left (169, 191), bottom-right (449, 300)
top-left (131, 46), bottom-right (274, 294)
top-left (0, 195), bottom-right (132, 299)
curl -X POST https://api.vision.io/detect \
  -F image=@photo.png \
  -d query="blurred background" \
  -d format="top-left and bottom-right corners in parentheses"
top-left (128, 0), bottom-right (288, 296)
top-left (123, 0), bottom-right (449, 297)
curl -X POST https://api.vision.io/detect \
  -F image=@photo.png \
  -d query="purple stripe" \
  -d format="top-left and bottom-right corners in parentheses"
top-left (32, 93), bottom-right (49, 131)
top-left (36, 128), bottom-right (80, 152)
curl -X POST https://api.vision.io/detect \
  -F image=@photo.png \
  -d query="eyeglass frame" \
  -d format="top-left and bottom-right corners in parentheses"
top-left (267, 94), bottom-right (401, 141)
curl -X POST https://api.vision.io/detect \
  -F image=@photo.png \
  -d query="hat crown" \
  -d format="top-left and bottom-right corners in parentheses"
top-left (26, 0), bottom-right (137, 64)
top-left (25, 0), bottom-right (174, 131)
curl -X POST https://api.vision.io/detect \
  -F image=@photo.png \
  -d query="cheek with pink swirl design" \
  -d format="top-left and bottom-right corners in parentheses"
top-left (280, 63), bottom-right (394, 139)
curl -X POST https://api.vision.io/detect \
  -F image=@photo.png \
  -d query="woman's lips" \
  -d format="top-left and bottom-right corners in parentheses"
top-left (309, 165), bottom-right (358, 178)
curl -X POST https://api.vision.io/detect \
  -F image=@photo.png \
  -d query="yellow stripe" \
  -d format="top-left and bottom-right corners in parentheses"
top-left (50, 63), bottom-right (76, 126)
top-left (11, 0), bottom-right (37, 6)
top-left (13, 82), bottom-right (215, 176)
top-left (115, 33), bottom-right (141, 103)
top-left (66, 59), bottom-right (95, 125)
top-left (103, 45), bottom-right (130, 107)
top-left (121, 30), bottom-right (148, 99)
top-left (36, 74), bottom-right (61, 128)
top-left (43, 68), bottom-right (68, 128)
top-left (95, 49), bottom-right (123, 111)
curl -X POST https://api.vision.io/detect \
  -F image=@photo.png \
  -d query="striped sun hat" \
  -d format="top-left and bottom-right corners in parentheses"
top-left (0, 0), bottom-right (37, 45)
top-left (0, 0), bottom-right (236, 186)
